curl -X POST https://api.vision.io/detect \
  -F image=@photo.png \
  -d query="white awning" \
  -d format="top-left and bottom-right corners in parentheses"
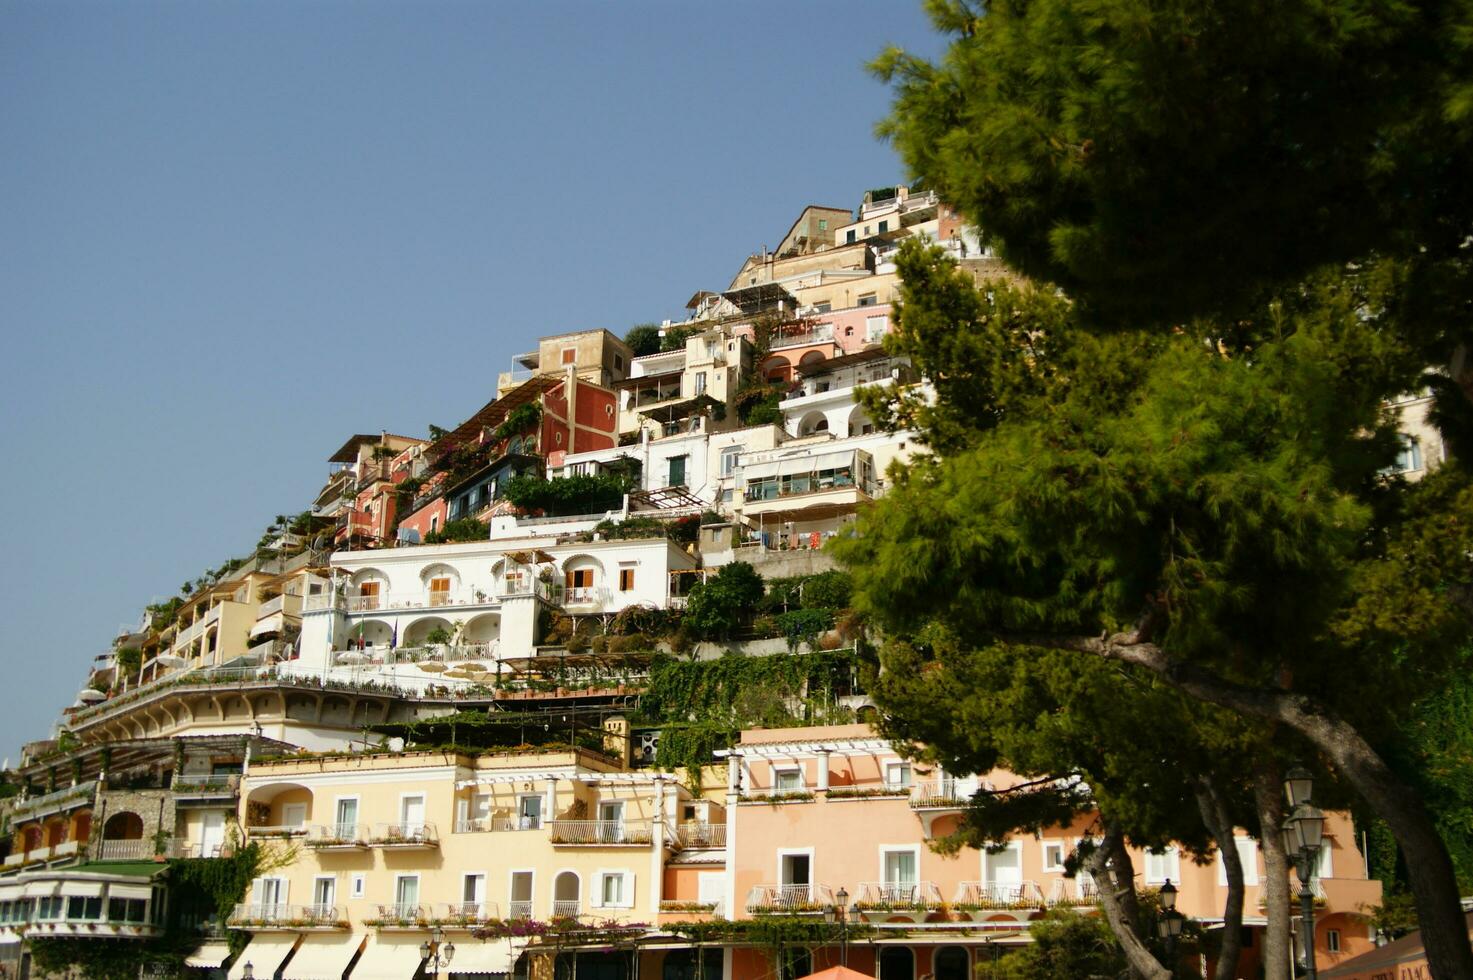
top-left (281, 934), bottom-right (365, 979)
top-left (228, 937), bottom-right (300, 980)
top-left (0, 884), bottom-right (24, 901)
top-left (185, 942), bottom-right (233, 968)
top-left (250, 612), bottom-right (286, 639)
top-left (347, 935), bottom-right (427, 979)
top-left (443, 938), bottom-right (521, 976)
top-left (24, 881), bottom-right (60, 898)
top-left (742, 450), bottom-right (858, 482)
top-left (59, 881), bottom-right (105, 898)
top-left (107, 882), bottom-right (155, 901)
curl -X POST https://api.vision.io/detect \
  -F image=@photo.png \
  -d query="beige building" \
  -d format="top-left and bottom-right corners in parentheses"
top-left (499, 329), bottom-right (634, 397)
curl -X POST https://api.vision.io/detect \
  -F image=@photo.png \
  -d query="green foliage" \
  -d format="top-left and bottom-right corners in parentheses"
top-left (976, 909), bottom-right (1126, 980)
top-left (660, 324), bottom-right (700, 352)
top-left (773, 609), bottom-right (835, 652)
top-left (495, 402), bottom-right (542, 443)
top-left (872, 0), bottom-right (1473, 341)
top-left (682, 562), bottom-right (765, 639)
top-left (424, 517), bottom-right (488, 544)
top-left (734, 382), bottom-right (787, 426)
top-left (624, 323), bottom-right (662, 357)
top-left (592, 514), bottom-right (700, 545)
top-left (503, 473), bottom-right (631, 517)
top-left (799, 570), bottom-right (851, 610)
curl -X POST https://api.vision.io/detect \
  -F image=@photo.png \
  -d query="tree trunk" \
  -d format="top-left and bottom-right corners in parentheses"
top-left (1194, 777), bottom-right (1244, 980)
top-left (1252, 763), bottom-right (1292, 980)
top-left (1086, 828), bottom-right (1171, 980)
top-left (1022, 630), bottom-right (1473, 979)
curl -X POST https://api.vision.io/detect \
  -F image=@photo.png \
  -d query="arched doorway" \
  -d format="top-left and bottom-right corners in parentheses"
top-left (43, 820), bottom-right (64, 847)
top-left (553, 871), bottom-right (581, 918)
top-left (934, 946), bottom-right (969, 980)
top-left (879, 946), bottom-right (914, 980)
top-left (20, 826), bottom-right (42, 852)
top-left (103, 811), bottom-right (143, 840)
top-left (662, 948), bottom-right (724, 980)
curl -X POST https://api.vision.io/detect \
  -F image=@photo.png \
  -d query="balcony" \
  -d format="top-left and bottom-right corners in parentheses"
top-left (1045, 878), bottom-right (1098, 907)
top-left (365, 905), bottom-right (429, 930)
top-left (172, 774), bottom-right (239, 802)
top-left (229, 904), bottom-right (348, 930)
top-left (909, 779), bottom-right (976, 810)
top-left (332, 642), bottom-right (498, 668)
top-left (770, 325), bottom-right (835, 350)
top-left (304, 824), bottom-right (370, 849)
top-left (563, 586), bottom-right (610, 609)
top-left (672, 823), bottom-right (726, 850)
top-left (96, 840), bottom-right (151, 861)
top-left (308, 579), bottom-right (554, 614)
top-left (854, 881), bottom-right (944, 912)
top-left (508, 901), bottom-right (533, 920)
top-left (552, 900), bottom-right (582, 918)
top-left (953, 881), bottom-right (1046, 911)
top-left (10, 781), bottom-right (97, 822)
top-left (548, 820), bottom-right (652, 846)
top-left (453, 817), bottom-right (521, 834)
top-left (51, 840), bottom-right (80, 859)
top-left (370, 823), bottom-right (439, 848)
top-left (746, 884), bottom-right (835, 915)
top-left (431, 902), bottom-right (499, 927)
top-left (246, 824), bottom-right (310, 840)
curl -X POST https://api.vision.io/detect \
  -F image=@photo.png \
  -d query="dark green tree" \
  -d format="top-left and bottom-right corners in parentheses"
top-left (624, 323), bottom-right (662, 357)
top-left (682, 562), bottom-right (766, 639)
top-left (976, 909), bottom-right (1127, 980)
top-left (836, 242), bottom-right (1473, 975)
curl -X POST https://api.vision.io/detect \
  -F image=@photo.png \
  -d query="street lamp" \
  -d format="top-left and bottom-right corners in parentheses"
top-left (824, 886), bottom-right (850, 967)
top-left (1156, 880), bottom-right (1181, 971)
top-left (420, 926), bottom-right (456, 980)
top-left (1283, 770), bottom-right (1326, 980)
top-left (241, 963), bottom-right (253, 980)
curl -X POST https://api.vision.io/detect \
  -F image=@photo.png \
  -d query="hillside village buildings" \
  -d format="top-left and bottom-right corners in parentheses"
top-left (0, 186), bottom-right (1420, 980)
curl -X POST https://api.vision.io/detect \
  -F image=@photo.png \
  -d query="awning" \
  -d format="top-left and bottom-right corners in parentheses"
top-left (282, 934), bottom-right (366, 979)
top-left (24, 881), bottom-right (60, 898)
top-left (250, 612), bottom-right (286, 639)
top-left (348, 934), bottom-right (427, 979)
top-left (228, 937), bottom-right (300, 980)
top-left (185, 942), bottom-right (233, 969)
top-left (59, 881), bottom-right (105, 898)
top-left (743, 450), bottom-right (857, 482)
top-left (443, 938), bottom-right (521, 976)
top-left (0, 884), bottom-right (24, 901)
top-left (108, 882), bottom-right (155, 901)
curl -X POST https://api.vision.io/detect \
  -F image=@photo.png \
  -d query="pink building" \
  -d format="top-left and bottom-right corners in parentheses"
top-left (718, 724), bottom-right (1380, 980)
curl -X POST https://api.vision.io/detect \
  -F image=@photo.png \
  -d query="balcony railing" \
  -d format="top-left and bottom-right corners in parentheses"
top-left (909, 778), bottom-right (976, 809)
top-left (552, 900), bottom-right (581, 918)
top-left (366, 904), bottom-right (429, 928)
top-left (371, 823), bottom-right (439, 847)
top-left (304, 823), bottom-right (369, 848)
top-left (954, 881), bottom-right (1045, 909)
top-left (453, 817), bottom-right (518, 834)
top-left (432, 902), bottom-right (498, 925)
top-left (11, 781), bottom-right (97, 820)
top-left (306, 578), bottom-right (555, 614)
top-left (746, 884), bottom-right (835, 914)
top-left (548, 820), bottom-right (652, 845)
top-left (229, 904), bottom-right (347, 929)
top-left (246, 824), bottom-right (310, 840)
top-left (96, 839), bottom-right (150, 861)
top-left (673, 823), bottom-right (726, 849)
top-left (1045, 878), bottom-right (1098, 907)
top-left (563, 586), bottom-right (609, 607)
top-left (855, 881), bottom-right (943, 910)
top-left (508, 901), bottom-right (533, 920)
top-left (172, 774), bottom-right (239, 796)
top-left (769, 325), bottom-right (835, 350)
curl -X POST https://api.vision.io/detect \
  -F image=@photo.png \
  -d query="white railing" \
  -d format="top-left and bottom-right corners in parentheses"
top-left (746, 884), bottom-right (834, 913)
top-left (855, 881), bottom-right (943, 909)
top-left (508, 901), bottom-right (533, 920)
top-left (305, 823), bottom-right (369, 846)
top-left (769, 324), bottom-right (834, 350)
top-left (909, 778), bottom-right (977, 808)
top-left (11, 781), bottom-right (97, 819)
top-left (246, 824), bottom-right (309, 839)
top-left (229, 903), bottom-right (345, 927)
top-left (673, 823), bottom-right (726, 849)
top-left (433, 902), bottom-right (498, 923)
top-left (548, 820), bottom-right (652, 845)
top-left (370, 904), bottom-right (427, 927)
top-left (257, 594), bottom-right (287, 617)
top-left (371, 822), bottom-right (438, 846)
top-left (307, 578), bottom-right (555, 614)
top-left (454, 817), bottom-right (517, 834)
top-left (552, 900), bottom-right (581, 918)
top-left (1045, 877), bottom-right (1098, 905)
top-left (173, 774), bottom-right (238, 794)
top-left (954, 881), bottom-right (1044, 908)
top-left (97, 840), bottom-right (149, 861)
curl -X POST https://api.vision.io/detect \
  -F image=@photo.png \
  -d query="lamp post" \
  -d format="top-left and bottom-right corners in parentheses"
top-left (420, 926), bottom-right (456, 980)
top-left (241, 963), bottom-right (253, 980)
top-left (1156, 880), bottom-right (1182, 972)
top-left (824, 886), bottom-right (850, 966)
top-left (1282, 769), bottom-right (1326, 980)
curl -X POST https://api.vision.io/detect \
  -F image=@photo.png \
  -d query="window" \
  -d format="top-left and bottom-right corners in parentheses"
top-left (774, 769), bottom-right (802, 792)
top-left (510, 871), bottom-right (534, 918)
top-left (884, 762), bottom-right (912, 789)
top-left (334, 798), bottom-right (358, 836)
top-left (613, 353), bottom-right (624, 372)
top-left (882, 848), bottom-right (918, 886)
top-left (66, 896), bottom-right (103, 920)
top-left (281, 802), bottom-right (307, 828)
top-left (878, 220), bottom-right (889, 233)
top-left (1327, 930), bottom-right (1341, 953)
top-left (818, 219), bottom-right (828, 231)
top-left (863, 226), bottom-right (871, 236)
top-left (846, 230), bottom-right (856, 244)
top-left (1217, 838), bottom-right (1262, 886)
top-left (720, 447), bottom-right (742, 476)
top-left (400, 794), bottom-right (426, 833)
top-left (779, 852), bottom-right (811, 887)
top-left (463, 873), bottom-right (487, 908)
top-left (1145, 847), bottom-right (1180, 884)
top-left (350, 874), bottom-right (366, 899)
top-left (565, 568), bottom-right (594, 590)
top-left (865, 315), bottom-right (889, 343)
top-left (1394, 435), bottom-right (1423, 473)
top-left (1042, 842), bottom-right (1066, 872)
top-left (356, 581), bottom-right (380, 610)
top-left (313, 876), bottom-right (336, 909)
top-left (561, 347), bottom-right (577, 365)
top-left (694, 371), bottom-right (707, 395)
top-left (668, 455), bottom-right (687, 487)
top-left (599, 872), bottom-right (632, 908)
top-left (814, 302), bottom-right (831, 313)
top-left (429, 515), bottom-right (440, 533)
top-left (619, 567), bottom-right (635, 591)
top-left (518, 795), bottom-right (543, 830)
top-left (857, 293), bottom-right (878, 307)
top-left (394, 875), bottom-right (420, 914)
top-left (428, 576), bottom-right (451, 606)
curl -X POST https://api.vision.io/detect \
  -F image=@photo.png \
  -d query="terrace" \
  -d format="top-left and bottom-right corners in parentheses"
top-left (548, 819), bottom-right (653, 846)
top-left (228, 903), bottom-right (348, 930)
top-left (746, 883), bottom-right (836, 915)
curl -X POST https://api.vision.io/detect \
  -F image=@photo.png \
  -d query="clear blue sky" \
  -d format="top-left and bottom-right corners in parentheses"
top-left (0, 1), bottom-right (944, 760)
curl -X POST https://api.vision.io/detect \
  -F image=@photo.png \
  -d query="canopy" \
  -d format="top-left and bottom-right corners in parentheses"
top-left (250, 612), bottom-right (286, 639)
top-left (59, 881), bottom-right (105, 898)
top-left (348, 935), bottom-right (428, 980)
top-left (743, 450), bottom-right (858, 482)
top-left (0, 884), bottom-right (23, 901)
top-left (798, 967), bottom-right (875, 980)
top-left (23, 881), bottom-right (60, 898)
top-left (184, 942), bottom-right (233, 969)
top-left (107, 882), bottom-right (154, 901)
top-left (440, 938), bottom-right (522, 976)
top-left (281, 934), bottom-right (365, 979)
top-left (228, 937), bottom-right (299, 980)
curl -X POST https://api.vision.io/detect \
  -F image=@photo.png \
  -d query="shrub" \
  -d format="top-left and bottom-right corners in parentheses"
top-left (801, 570), bottom-right (852, 609)
top-left (503, 474), bottom-right (630, 517)
top-left (424, 517), bottom-right (488, 544)
top-left (774, 609), bottom-right (836, 652)
top-left (624, 324), bottom-right (662, 357)
top-left (683, 562), bottom-right (765, 639)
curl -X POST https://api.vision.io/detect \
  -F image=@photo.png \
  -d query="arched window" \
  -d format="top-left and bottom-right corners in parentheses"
top-left (103, 811), bottom-right (144, 841)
